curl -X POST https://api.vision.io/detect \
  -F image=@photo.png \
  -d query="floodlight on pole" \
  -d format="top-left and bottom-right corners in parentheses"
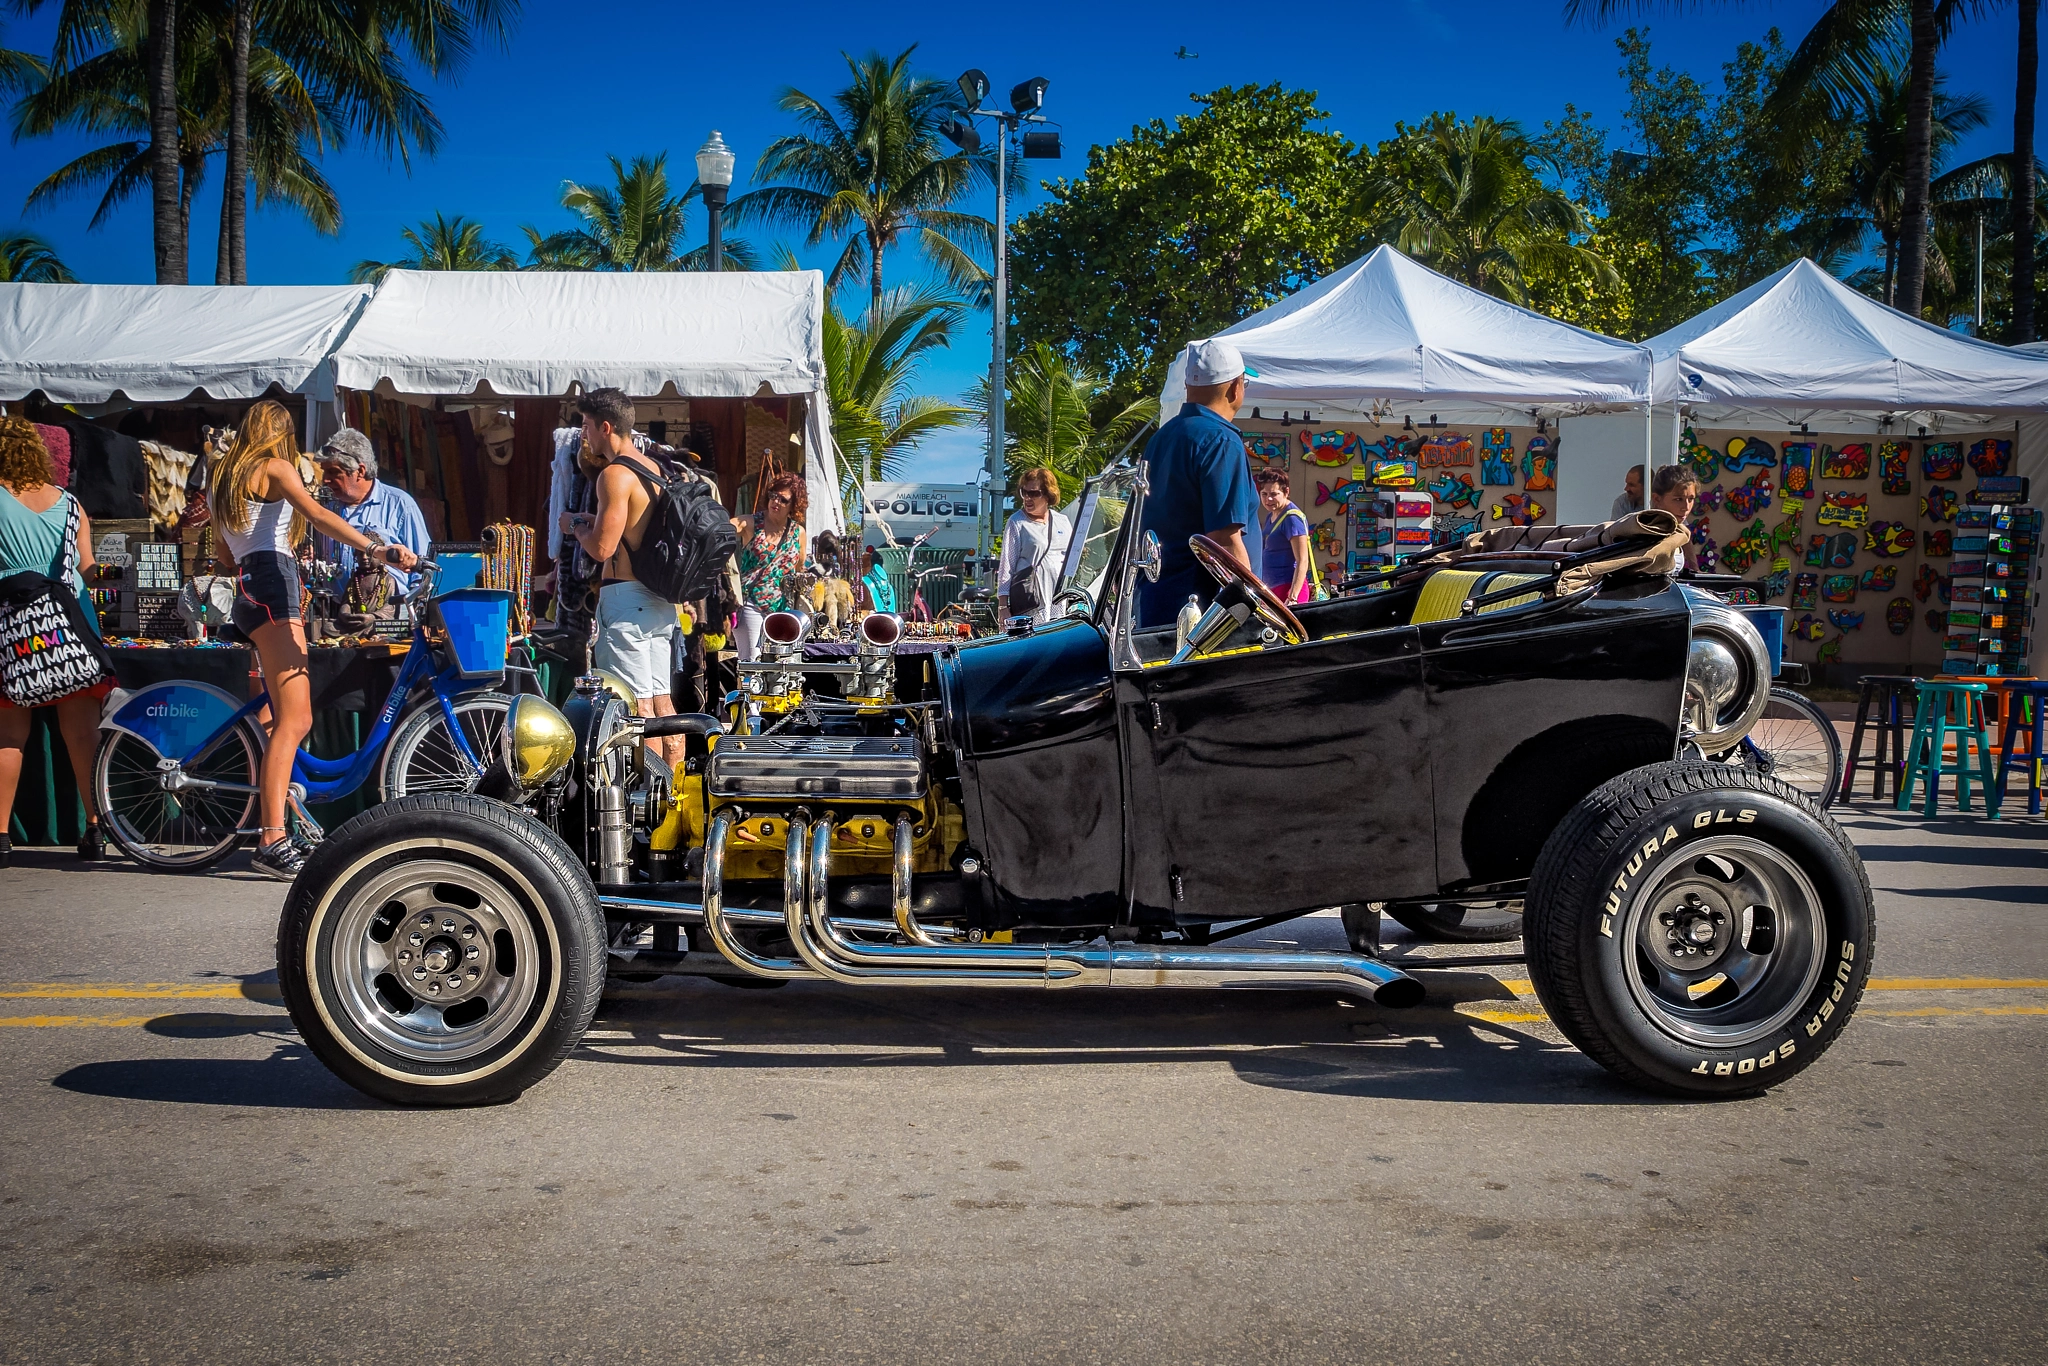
top-left (1009, 77), bottom-right (1048, 113)
top-left (695, 130), bottom-right (736, 271)
top-left (958, 69), bottom-right (991, 106)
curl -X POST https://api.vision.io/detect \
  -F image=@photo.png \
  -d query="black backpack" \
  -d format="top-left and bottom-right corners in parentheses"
top-left (606, 451), bottom-right (739, 605)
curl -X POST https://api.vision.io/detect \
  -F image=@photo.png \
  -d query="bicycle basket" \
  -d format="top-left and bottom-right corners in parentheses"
top-left (423, 587), bottom-right (512, 680)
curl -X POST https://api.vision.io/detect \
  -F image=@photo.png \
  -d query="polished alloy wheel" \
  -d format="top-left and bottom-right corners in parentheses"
top-left (326, 858), bottom-right (542, 1063)
top-left (1621, 835), bottom-right (1826, 1049)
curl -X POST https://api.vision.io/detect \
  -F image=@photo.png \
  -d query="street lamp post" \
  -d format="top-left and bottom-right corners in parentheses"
top-left (695, 130), bottom-right (736, 272)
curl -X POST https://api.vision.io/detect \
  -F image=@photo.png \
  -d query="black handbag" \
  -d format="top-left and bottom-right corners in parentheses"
top-left (0, 494), bottom-right (118, 707)
top-left (1006, 525), bottom-right (1052, 618)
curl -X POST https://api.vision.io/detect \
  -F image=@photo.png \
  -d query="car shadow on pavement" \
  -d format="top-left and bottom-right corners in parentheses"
top-left (1885, 883), bottom-right (2048, 904)
top-left (51, 1046), bottom-right (377, 1110)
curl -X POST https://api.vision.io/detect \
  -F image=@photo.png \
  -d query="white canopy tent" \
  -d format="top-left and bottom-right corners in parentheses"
top-left (327, 270), bottom-right (843, 531)
top-left (0, 282), bottom-right (370, 409)
top-left (1159, 244), bottom-right (1654, 426)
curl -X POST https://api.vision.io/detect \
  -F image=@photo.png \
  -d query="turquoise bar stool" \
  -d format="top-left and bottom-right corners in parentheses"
top-left (1996, 680), bottom-right (2048, 816)
top-left (1898, 680), bottom-right (2001, 818)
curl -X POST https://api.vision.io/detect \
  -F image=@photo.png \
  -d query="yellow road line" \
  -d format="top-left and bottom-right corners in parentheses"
top-left (0, 983), bottom-right (281, 1000)
top-left (0, 1015), bottom-right (169, 1027)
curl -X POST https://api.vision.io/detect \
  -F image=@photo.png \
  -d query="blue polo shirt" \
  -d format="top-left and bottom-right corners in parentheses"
top-left (317, 479), bottom-right (432, 591)
top-left (1136, 402), bottom-right (1259, 627)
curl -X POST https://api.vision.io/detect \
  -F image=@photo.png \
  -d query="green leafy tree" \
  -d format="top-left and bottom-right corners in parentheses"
top-left (0, 229), bottom-right (76, 280)
top-left (1366, 112), bottom-right (1615, 303)
top-left (1010, 84), bottom-right (1358, 406)
top-left (349, 210), bottom-right (513, 281)
top-left (822, 285), bottom-right (974, 517)
top-left (969, 342), bottom-right (1158, 489)
top-left (732, 46), bottom-right (995, 311)
top-left (1832, 64), bottom-right (1987, 305)
top-left (523, 152), bottom-right (754, 271)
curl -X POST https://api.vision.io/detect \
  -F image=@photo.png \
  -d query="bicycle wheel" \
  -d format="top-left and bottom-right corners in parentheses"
top-left (1729, 685), bottom-right (1842, 810)
top-left (379, 692), bottom-right (512, 801)
top-left (94, 723), bottom-right (260, 870)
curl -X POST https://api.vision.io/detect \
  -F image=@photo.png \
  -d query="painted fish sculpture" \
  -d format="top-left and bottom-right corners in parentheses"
top-left (1427, 472), bottom-right (1480, 509)
top-left (1877, 441), bottom-right (1912, 496)
top-left (1816, 491), bottom-right (1868, 529)
top-left (1919, 485), bottom-right (1959, 523)
top-left (1790, 613), bottom-right (1827, 642)
top-left (1723, 436), bottom-right (1777, 474)
top-left (1243, 432), bottom-right (1289, 467)
top-left (1968, 437), bottom-right (2012, 477)
top-left (1827, 610), bottom-right (1865, 632)
top-left (1433, 514), bottom-right (1479, 543)
top-left (1521, 437), bottom-right (1557, 492)
top-left (1821, 443), bottom-right (1871, 480)
top-left (1864, 521), bottom-right (1915, 557)
top-left (1490, 494), bottom-right (1544, 526)
top-left (1314, 479), bottom-right (1377, 511)
top-left (1722, 519), bottom-right (1770, 574)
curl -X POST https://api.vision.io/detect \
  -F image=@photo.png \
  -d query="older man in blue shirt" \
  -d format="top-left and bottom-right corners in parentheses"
top-left (315, 427), bottom-right (431, 590)
top-left (1136, 338), bottom-right (1262, 628)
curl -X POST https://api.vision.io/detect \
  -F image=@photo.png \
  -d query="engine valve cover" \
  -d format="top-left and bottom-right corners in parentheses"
top-left (708, 734), bottom-right (927, 800)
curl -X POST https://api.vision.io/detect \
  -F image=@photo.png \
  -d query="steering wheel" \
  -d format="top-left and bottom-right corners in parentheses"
top-left (1188, 533), bottom-right (1307, 645)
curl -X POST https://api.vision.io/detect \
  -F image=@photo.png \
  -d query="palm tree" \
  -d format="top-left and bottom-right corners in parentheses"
top-left (1831, 66), bottom-right (1988, 306)
top-left (822, 285), bottom-right (974, 516)
top-left (1369, 114), bottom-right (1618, 303)
top-left (971, 342), bottom-right (1158, 489)
top-left (349, 210), bottom-right (513, 281)
top-left (523, 152), bottom-right (754, 271)
top-left (733, 47), bottom-right (997, 313)
top-left (0, 229), bottom-right (76, 280)
top-left (2014, 0), bottom-right (2038, 339)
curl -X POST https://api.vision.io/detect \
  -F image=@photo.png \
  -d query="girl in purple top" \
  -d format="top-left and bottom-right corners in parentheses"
top-left (1254, 467), bottom-right (1312, 603)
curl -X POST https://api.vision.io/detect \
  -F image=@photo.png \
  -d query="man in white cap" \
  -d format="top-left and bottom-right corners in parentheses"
top-left (1136, 338), bottom-right (1261, 627)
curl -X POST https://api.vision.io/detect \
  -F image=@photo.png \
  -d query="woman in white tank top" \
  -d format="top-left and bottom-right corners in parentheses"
top-left (208, 400), bottom-right (419, 880)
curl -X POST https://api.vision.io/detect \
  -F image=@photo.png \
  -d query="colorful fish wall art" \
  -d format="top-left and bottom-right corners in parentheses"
top-left (1820, 443), bottom-right (1871, 480)
top-left (1877, 441), bottom-right (1912, 496)
top-left (1680, 428), bottom-right (1722, 484)
top-left (1242, 432), bottom-right (1289, 467)
top-left (1419, 431), bottom-right (1474, 468)
top-left (1864, 521), bottom-right (1915, 557)
top-left (1790, 613), bottom-right (1826, 642)
top-left (1924, 529), bottom-right (1953, 557)
top-left (1780, 443), bottom-right (1817, 499)
top-left (1298, 429), bottom-right (1361, 466)
top-left (1919, 485), bottom-right (1959, 523)
top-left (1816, 636), bottom-right (1843, 667)
top-left (1490, 494), bottom-right (1544, 526)
top-left (1726, 471), bottom-right (1775, 521)
top-left (1761, 569), bottom-right (1790, 602)
top-left (1696, 485), bottom-right (1724, 512)
top-left (1433, 513), bottom-right (1479, 544)
top-left (1859, 565), bottom-right (1897, 592)
top-left (1821, 574), bottom-right (1857, 604)
top-left (1722, 519), bottom-right (1771, 573)
top-left (1792, 573), bottom-right (1820, 610)
top-left (1886, 597), bottom-right (1912, 635)
top-left (1724, 436), bottom-right (1777, 475)
top-left (1427, 472), bottom-right (1480, 509)
top-left (1521, 437), bottom-right (1557, 492)
top-left (1816, 491), bottom-right (1868, 529)
top-left (1827, 609), bottom-right (1865, 632)
top-left (1311, 518), bottom-right (1342, 560)
top-left (1922, 441), bottom-right (1963, 481)
top-left (1314, 479), bottom-right (1375, 512)
top-left (1968, 437), bottom-right (2012, 477)
top-left (1805, 532), bottom-right (1857, 569)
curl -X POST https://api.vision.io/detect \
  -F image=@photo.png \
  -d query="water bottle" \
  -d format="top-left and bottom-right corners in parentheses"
top-left (1175, 594), bottom-right (1203, 654)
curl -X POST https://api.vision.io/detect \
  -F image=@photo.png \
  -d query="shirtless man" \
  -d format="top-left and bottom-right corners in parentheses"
top-left (559, 387), bottom-right (684, 766)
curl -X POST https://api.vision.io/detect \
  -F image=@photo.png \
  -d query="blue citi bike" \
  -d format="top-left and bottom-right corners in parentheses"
top-left (92, 563), bottom-right (521, 870)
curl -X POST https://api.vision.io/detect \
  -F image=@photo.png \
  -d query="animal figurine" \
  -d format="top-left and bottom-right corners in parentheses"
top-left (1792, 573), bottom-right (1820, 610)
top-left (1311, 518), bottom-right (1342, 560)
top-left (1923, 529), bottom-right (1953, 557)
top-left (1722, 519), bottom-right (1770, 573)
top-left (1298, 429), bottom-right (1360, 466)
top-left (1696, 484), bottom-right (1724, 512)
top-left (1521, 437), bottom-right (1557, 491)
top-left (1877, 440), bottom-right (1912, 496)
top-left (1816, 491), bottom-right (1868, 529)
top-left (1427, 472), bottom-right (1480, 509)
top-left (1859, 565), bottom-right (1897, 592)
top-left (1790, 613), bottom-right (1826, 642)
top-left (1780, 442), bottom-right (1816, 499)
top-left (810, 573), bottom-right (858, 632)
top-left (1688, 517), bottom-right (1720, 572)
top-left (1886, 597), bottom-right (1912, 635)
top-left (1490, 494), bottom-right (1544, 526)
top-left (1761, 569), bottom-right (1790, 601)
top-left (1478, 430), bottom-right (1516, 486)
top-left (1821, 443), bottom-right (1871, 480)
top-left (1919, 485), bottom-right (1959, 523)
top-left (1419, 431), bottom-right (1474, 468)
top-left (1922, 441), bottom-right (1963, 481)
top-left (1723, 435), bottom-right (1777, 474)
top-left (1968, 437), bottom-right (2012, 477)
top-left (1827, 609), bottom-right (1865, 631)
top-left (1864, 521), bottom-right (1915, 557)
top-left (1315, 479), bottom-right (1377, 511)
top-left (1242, 432), bottom-right (1289, 467)
top-left (1726, 470), bottom-right (1774, 520)
top-left (1816, 635), bottom-right (1843, 667)
top-left (1768, 508), bottom-right (1804, 557)
top-left (1680, 428), bottom-right (1721, 484)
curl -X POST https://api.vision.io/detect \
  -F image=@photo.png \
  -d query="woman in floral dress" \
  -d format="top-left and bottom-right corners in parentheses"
top-left (733, 471), bottom-right (807, 659)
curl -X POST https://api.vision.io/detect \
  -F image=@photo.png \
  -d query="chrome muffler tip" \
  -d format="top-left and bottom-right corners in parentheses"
top-left (1373, 976), bottom-right (1426, 1010)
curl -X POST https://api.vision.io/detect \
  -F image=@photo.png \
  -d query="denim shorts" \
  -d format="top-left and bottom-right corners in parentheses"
top-left (232, 550), bottom-right (301, 635)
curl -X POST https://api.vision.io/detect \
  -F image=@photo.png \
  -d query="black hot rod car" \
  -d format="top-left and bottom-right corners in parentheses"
top-left (277, 457), bottom-right (1874, 1106)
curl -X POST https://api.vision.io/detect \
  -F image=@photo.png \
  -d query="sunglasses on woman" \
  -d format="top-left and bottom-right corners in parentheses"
top-left (1020, 486), bottom-right (1047, 499)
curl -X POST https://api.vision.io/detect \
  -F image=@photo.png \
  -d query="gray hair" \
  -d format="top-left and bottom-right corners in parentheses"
top-left (320, 427), bottom-right (377, 479)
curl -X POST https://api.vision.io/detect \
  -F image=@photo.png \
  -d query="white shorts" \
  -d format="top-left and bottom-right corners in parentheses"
top-left (593, 579), bottom-right (678, 700)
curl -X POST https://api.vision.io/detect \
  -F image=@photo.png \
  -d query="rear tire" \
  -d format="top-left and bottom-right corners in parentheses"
top-left (1524, 761), bottom-right (1873, 1097)
top-left (277, 794), bottom-right (605, 1106)
top-left (94, 723), bottom-right (261, 870)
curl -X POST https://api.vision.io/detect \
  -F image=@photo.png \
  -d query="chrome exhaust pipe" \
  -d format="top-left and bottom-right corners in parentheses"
top-left (699, 807), bottom-right (814, 980)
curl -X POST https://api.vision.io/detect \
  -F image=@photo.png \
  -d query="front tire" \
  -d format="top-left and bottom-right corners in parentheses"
top-left (1524, 761), bottom-right (1873, 1097)
top-left (277, 794), bottom-right (605, 1106)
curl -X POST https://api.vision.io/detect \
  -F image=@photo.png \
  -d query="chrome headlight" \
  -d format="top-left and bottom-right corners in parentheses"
top-left (1679, 588), bottom-right (1772, 751)
top-left (499, 694), bottom-right (576, 789)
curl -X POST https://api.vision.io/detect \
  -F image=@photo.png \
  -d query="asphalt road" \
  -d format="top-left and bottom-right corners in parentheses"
top-left (1, 802), bottom-right (2044, 1365)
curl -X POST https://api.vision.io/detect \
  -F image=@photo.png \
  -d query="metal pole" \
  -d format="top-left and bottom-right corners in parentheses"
top-left (704, 185), bottom-right (727, 273)
top-left (984, 121), bottom-right (1008, 571)
top-left (1976, 208), bottom-right (1985, 332)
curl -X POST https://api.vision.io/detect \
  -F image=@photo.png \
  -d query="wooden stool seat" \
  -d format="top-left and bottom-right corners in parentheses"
top-left (1841, 674), bottom-right (1919, 803)
top-left (1898, 681), bottom-right (2001, 819)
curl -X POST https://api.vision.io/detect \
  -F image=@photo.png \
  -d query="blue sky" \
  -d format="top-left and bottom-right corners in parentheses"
top-left (3, 0), bottom-right (2037, 480)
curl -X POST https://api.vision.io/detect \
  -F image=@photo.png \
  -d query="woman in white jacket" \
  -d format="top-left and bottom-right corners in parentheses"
top-left (997, 466), bottom-right (1073, 625)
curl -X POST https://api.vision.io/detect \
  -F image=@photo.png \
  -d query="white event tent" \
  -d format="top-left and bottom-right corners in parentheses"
top-left (1160, 244), bottom-right (1654, 427)
top-left (325, 270), bottom-right (844, 531)
top-left (0, 282), bottom-right (370, 414)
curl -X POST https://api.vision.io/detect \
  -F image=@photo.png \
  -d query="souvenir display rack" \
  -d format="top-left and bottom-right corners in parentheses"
top-left (1944, 476), bottom-right (2038, 676)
